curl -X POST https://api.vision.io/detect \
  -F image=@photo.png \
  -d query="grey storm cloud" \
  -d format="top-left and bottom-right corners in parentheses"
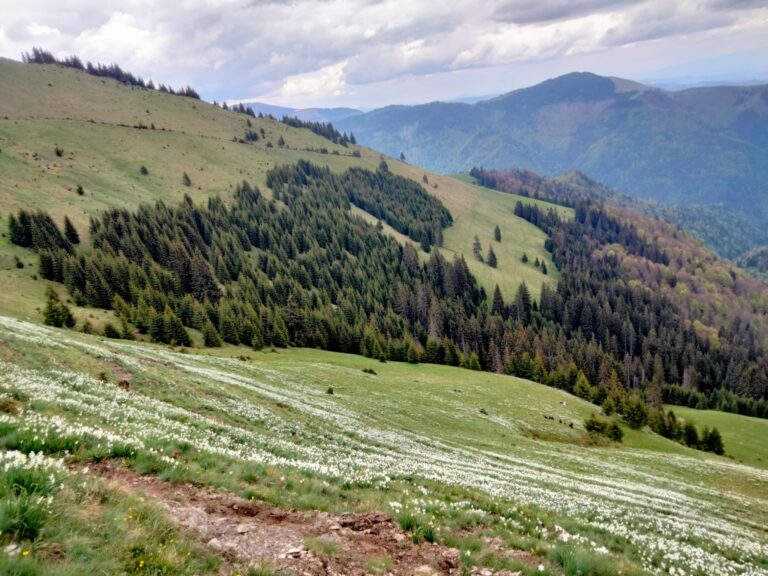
top-left (490, 0), bottom-right (637, 24)
top-left (0, 0), bottom-right (766, 106)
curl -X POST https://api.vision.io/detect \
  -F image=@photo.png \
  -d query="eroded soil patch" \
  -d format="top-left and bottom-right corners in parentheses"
top-left (86, 461), bottom-right (463, 575)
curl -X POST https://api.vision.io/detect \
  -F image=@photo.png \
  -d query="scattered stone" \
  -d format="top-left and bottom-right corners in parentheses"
top-left (206, 537), bottom-right (223, 551)
top-left (4, 543), bottom-right (20, 556)
top-left (235, 523), bottom-right (249, 534)
top-left (284, 546), bottom-right (304, 558)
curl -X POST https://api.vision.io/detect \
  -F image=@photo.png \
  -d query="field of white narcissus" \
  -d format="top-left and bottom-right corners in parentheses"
top-left (0, 315), bottom-right (766, 575)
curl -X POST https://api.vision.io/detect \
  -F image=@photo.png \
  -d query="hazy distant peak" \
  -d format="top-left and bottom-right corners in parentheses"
top-left (609, 76), bottom-right (655, 93)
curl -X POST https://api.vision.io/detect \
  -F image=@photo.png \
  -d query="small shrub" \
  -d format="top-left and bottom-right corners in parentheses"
top-left (419, 523), bottom-right (437, 543)
top-left (304, 535), bottom-right (340, 557)
top-left (605, 422), bottom-right (624, 442)
top-left (585, 414), bottom-right (623, 443)
top-left (182, 172), bottom-right (191, 187)
top-left (103, 323), bottom-right (121, 339)
top-left (0, 555), bottom-right (41, 576)
top-left (584, 414), bottom-right (607, 435)
top-left (326, 386), bottom-right (334, 395)
top-left (396, 512), bottom-right (418, 532)
top-left (140, 165), bottom-right (149, 176)
top-left (0, 493), bottom-right (49, 541)
top-left (76, 185), bottom-right (84, 196)
top-left (1, 467), bottom-right (57, 498)
top-left (365, 555), bottom-right (394, 574)
top-left (362, 367), bottom-right (377, 375)
top-left (54, 146), bottom-right (63, 157)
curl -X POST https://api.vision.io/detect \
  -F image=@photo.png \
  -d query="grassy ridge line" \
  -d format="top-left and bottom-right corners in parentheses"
top-left (0, 316), bottom-right (766, 575)
top-left (0, 57), bottom-right (562, 310)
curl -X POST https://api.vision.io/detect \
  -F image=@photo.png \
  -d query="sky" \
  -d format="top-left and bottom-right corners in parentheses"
top-left (1, 0), bottom-right (767, 109)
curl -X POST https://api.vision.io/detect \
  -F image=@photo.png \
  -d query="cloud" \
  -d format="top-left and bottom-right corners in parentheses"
top-left (0, 0), bottom-right (765, 106)
top-left (490, 0), bottom-right (634, 24)
top-left (601, 2), bottom-right (739, 46)
top-left (73, 12), bottom-right (161, 67)
top-left (276, 60), bottom-right (348, 99)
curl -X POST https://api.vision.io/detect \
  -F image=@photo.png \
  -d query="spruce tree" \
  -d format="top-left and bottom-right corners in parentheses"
top-left (491, 285), bottom-right (504, 316)
top-left (149, 313), bottom-right (166, 342)
top-left (406, 341), bottom-right (419, 364)
top-left (202, 320), bottom-right (222, 347)
top-left (494, 225), bottom-right (501, 242)
top-left (606, 421), bottom-right (624, 442)
top-left (63, 216), bottom-right (80, 244)
top-left (472, 235), bottom-right (483, 262)
top-left (42, 287), bottom-right (75, 328)
top-left (624, 394), bottom-right (649, 429)
top-left (683, 421), bottom-right (700, 447)
top-left (271, 310), bottom-right (290, 348)
top-left (487, 246), bottom-right (497, 268)
top-left (163, 306), bottom-right (191, 346)
top-left (573, 371), bottom-right (594, 400)
top-left (703, 427), bottom-right (724, 455)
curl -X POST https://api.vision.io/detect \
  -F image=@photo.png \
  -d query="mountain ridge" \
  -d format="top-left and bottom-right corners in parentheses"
top-left (237, 100), bottom-right (362, 122)
top-left (337, 72), bottom-right (768, 257)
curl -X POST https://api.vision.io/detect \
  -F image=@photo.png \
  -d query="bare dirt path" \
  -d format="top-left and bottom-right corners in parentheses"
top-left (87, 461), bottom-right (466, 575)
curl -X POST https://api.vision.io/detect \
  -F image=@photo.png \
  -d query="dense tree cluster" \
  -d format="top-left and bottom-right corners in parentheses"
top-left (513, 200), bottom-right (768, 417)
top-left (22, 47), bottom-right (200, 99)
top-left (280, 116), bottom-right (355, 146)
top-left (9, 210), bottom-right (73, 253)
top-left (335, 167), bottom-right (452, 249)
top-left (20, 163), bottom-right (474, 357)
top-left (647, 408), bottom-right (725, 455)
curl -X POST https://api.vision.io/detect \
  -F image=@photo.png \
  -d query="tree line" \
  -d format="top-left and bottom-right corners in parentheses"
top-left (22, 47), bottom-right (200, 99)
top-left (280, 117), bottom-right (356, 147)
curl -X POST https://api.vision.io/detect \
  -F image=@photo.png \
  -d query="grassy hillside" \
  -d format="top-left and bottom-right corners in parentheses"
top-left (668, 406), bottom-right (768, 469)
top-left (1, 316), bottom-right (766, 575)
top-left (0, 57), bottom-right (560, 308)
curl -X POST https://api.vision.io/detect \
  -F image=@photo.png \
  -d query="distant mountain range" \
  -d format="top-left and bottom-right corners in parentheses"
top-left (337, 72), bottom-right (768, 256)
top-left (238, 101), bottom-right (362, 123)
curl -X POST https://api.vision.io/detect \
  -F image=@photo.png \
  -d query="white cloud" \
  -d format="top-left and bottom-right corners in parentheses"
top-left (276, 60), bottom-right (348, 99)
top-left (72, 12), bottom-right (160, 67)
top-left (0, 0), bottom-right (765, 106)
top-left (24, 23), bottom-right (61, 39)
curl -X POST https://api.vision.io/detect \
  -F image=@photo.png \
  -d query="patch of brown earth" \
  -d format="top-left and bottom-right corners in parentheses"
top-left (85, 461), bottom-right (461, 575)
